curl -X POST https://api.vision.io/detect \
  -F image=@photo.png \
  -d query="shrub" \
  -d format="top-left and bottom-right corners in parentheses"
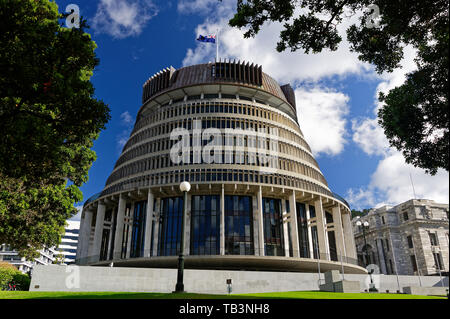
top-left (0, 262), bottom-right (16, 290)
top-left (12, 272), bottom-right (31, 291)
top-left (0, 261), bottom-right (31, 291)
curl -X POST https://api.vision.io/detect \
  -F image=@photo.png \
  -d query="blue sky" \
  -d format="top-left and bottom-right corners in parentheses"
top-left (57, 0), bottom-right (448, 219)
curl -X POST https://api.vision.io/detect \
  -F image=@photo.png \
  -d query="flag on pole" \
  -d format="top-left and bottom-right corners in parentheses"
top-left (197, 34), bottom-right (216, 43)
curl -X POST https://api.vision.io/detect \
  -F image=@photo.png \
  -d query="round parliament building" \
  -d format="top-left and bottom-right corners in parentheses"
top-left (76, 61), bottom-right (366, 274)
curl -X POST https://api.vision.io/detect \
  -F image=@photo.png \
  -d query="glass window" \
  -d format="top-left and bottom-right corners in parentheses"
top-left (225, 195), bottom-right (254, 255)
top-left (309, 205), bottom-right (316, 218)
top-left (296, 202), bottom-right (310, 258)
top-left (262, 198), bottom-right (284, 256)
top-left (433, 252), bottom-right (443, 270)
top-left (325, 211), bottom-right (333, 224)
top-left (407, 235), bottom-right (414, 248)
top-left (190, 195), bottom-right (220, 255)
top-left (130, 201), bottom-right (147, 258)
top-left (158, 197), bottom-right (183, 256)
top-left (429, 232), bottom-right (438, 246)
top-left (410, 255), bottom-right (418, 272)
top-left (327, 231), bottom-right (338, 261)
top-left (311, 225), bottom-right (319, 259)
top-left (99, 228), bottom-right (110, 261)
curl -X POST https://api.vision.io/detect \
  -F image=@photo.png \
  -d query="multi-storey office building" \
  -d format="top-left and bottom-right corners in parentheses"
top-left (353, 199), bottom-right (449, 276)
top-left (76, 61), bottom-right (365, 274)
top-left (1, 220), bottom-right (80, 273)
top-left (57, 220), bottom-right (80, 265)
top-left (0, 244), bottom-right (59, 274)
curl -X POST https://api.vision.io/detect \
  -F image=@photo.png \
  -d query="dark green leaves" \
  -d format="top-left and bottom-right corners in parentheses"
top-left (228, 0), bottom-right (449, 174)
top-left (0, 0), bottom-right (110, 257)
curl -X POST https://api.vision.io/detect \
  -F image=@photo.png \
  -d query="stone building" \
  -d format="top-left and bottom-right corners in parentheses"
top-left (76, 61), bottom-right (366, 274)
top-left (353, 199), bottom-right (449, 276)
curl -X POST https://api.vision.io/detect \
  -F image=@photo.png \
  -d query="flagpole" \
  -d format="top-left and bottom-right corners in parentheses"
top-left (216, 29), bottom-right (219, 62)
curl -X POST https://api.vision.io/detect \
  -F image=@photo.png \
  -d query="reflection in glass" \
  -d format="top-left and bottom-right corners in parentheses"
top-left (262, 198), bottom-right (284, 256)
top-left (158, 197), bottom-right (183, 256)
top-left (225, 195), bottom-right (254, 255)
top-left (296, 202), bottom-right (310, 258)
top-left (328, 231), bottom-right (338, 261)
top-left (190, 195), bottom-right (220, 255)
top-left (130, 201), bottom-right (147, 258)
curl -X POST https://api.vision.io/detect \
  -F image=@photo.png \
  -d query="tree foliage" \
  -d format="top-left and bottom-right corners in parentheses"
top-left (229, 0), bottom-right (449, 174)
top-left (0, 0), bottom-right (110, 258)
top-left (351, 208), bottom-right (371, 219)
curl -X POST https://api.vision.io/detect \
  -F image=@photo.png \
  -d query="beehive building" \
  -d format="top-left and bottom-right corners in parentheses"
top-left (76, 61), bottom-right (365, 274)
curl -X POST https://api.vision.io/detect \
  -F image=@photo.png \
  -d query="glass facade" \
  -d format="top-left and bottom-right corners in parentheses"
top-left (311, 225), bottom-right (319, 259)
top-left (225, 195), bottom-right (254, 255)
top-left (130, 201), bottom-right (147, 258)
top-left (158, 197), bottom-right (183, 256)
top-left (121, 204), bottom-right (132, 259)
top-left (262, 198), bottom-right (284, 256)
top-left (190, 195), bottom-right (220, 255)
top-left (327, 231), bottom-right (338, 261)
top-left (99, 229), bottom-right (110, 261)
top-left (296, 202), bottom-right (310, 258)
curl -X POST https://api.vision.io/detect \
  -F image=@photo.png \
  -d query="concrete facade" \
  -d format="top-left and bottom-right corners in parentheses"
top-left (76, 61), bottom-right (361, 274)
top-left (30, 265), bottom-right (448, 294)
top-left (353, 199), bottom-right (449, 276)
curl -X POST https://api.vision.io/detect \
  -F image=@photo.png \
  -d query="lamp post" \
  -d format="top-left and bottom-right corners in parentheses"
top-left (174, 181), bottom-right (191, 293)
top-left (356, 218), bottom-right (378, 292)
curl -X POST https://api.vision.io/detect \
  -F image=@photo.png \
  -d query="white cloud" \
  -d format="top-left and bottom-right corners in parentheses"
top-left (181, 2), bottom-right (374, 84)
top-left (351, 117), bottom-right (389, 156)
top-left (373, 45), bottom-right (418, 114)
top-left (68, 206), bottom-right (83, 221)
top-left (92, 0), bottom-right (158, 38)
top-left (295, 88), bottom-right (350, 156)
top-left (180, 1), bottom-right (448, 208)
top-left (177, 0), bottom-right (217, 14)
top-left (116, 111), bottom-right (134, 152)
top-left (181, 3), bottom-right (369, 157)
top-left (347, 151), bottom-right (449, 210)
top-left (346, 44), bottom-right (448, 210)
top-left (120, 110), bottom-right (133, 125)
top-left (183, 18), bottom-right (373, 84)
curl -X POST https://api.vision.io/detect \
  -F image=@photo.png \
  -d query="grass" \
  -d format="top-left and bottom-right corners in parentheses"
top-left (0, 291), bottom-right (447, 299)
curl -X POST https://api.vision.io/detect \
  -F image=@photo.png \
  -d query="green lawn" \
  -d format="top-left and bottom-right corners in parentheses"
top-left (0, 291), bottom-right (446, 299)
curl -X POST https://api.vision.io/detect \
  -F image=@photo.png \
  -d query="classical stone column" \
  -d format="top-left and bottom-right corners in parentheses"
top-left (305, 205), bottom-right (314, 258)
top-left (113, 194), bottom-right (126, 259)
top-left (256, 186), bottom-right (265, 256)
top-left (143, 189), bottom-right (154, 257)
top-left (152, 198), bottom-right (161, 256)
top-left (281, 198), bottom-right (290, 257)
top-left (289, 191), bottom-right (300, 257)
top-left (89, 202), bottom-right (106, 262)
top-left (376, 238), bottom-right (388, 274)
top-left (126, 202), bottom-right (135, 258)
top-left (106, 207), bottom-right (116, 260)
top-left (220, 184), bottom-right (225, 255)
top-left (78, 209), bottom-right (93, 264)
top-left (332, 205), bottom-right (346, 261)
top-left (314, 197), bottom-right (329, 260)
top-left (342, 212), bottom-right (357, 259)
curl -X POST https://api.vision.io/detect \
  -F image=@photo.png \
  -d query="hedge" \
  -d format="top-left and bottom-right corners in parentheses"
top-left (0, 261), bottom-right (30, 291)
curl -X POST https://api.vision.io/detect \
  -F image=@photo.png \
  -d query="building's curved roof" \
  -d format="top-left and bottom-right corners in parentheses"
top-left (141, 61), bottom-right (296, 113)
